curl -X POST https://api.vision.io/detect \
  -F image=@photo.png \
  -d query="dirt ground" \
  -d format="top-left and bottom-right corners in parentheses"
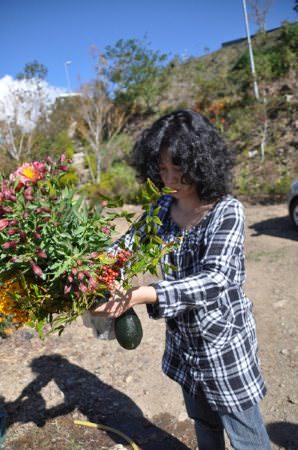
top-left (0, 203), bottom-right (297, 450)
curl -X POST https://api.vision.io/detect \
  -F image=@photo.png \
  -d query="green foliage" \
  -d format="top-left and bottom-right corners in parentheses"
top-left (80, 162), bottom-right (139, 205)
top-left (119, 180), bottom-right (177, 285)
top-left (99, 162), bottom-right (139, 202)
top-left (104, 37), bottom-right (168, 113)
top-left (59, 169), bottom-right (80, 186)
top-left (16, 60), bottom-right (48, 80)
top-left (236, 163), bottom-right (292, 202)
top-left (47, 95), bottom-right (82, 137)
top-left (229, 22), bottom-right (298, 92)
top-left (30, 130), bottom-right (76, 162)
top-left (225, 101), bottom-right (261, 145)
top-left (195, 67), bottom-right (232, 108)
top-left (84, 151), bottom-right (96, 175)
top-left (0, 152), bottom-right (16, 178)
top-left (50, 131), bottom-right (76, 158)
top-left (107, 132), bottom-right (133, 158)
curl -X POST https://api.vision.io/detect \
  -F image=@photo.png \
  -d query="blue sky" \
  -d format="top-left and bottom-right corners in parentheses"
top-left (0, 0), bottom-right (296, 91)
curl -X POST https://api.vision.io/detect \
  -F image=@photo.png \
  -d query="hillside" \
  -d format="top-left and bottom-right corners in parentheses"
top-left (133, 23), bottom-right (297, 203)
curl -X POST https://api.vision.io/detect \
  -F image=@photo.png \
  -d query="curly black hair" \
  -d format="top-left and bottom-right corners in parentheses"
top-left (130, 109), bottom-right (234, 201)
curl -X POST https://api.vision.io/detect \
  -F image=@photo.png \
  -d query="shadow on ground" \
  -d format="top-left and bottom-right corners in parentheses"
top-left (249, 216), bottom-right (298, 241)
top-left (267, 421), bottom-right (298, 450)
top-left (0, 354), bottom-right (194, 450)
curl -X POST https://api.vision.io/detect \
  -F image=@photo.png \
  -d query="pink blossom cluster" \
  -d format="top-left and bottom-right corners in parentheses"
top-left (0, 155), bottom-right (70, 277)
top-left (9, 161), bottom-right (47, 188)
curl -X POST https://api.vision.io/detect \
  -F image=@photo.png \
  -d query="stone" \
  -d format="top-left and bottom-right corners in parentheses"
top-left (273, 299), bottom-right (288, 309)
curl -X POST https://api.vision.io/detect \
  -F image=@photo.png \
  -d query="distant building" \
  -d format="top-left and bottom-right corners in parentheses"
top-left (221, 24), bottom-right (293, 48)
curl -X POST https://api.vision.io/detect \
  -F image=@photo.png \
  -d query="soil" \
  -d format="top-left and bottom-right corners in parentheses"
top-left (0, 203), bottom-right (297, 450)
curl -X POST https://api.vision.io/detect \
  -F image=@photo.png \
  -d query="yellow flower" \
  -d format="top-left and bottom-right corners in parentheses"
top-left (21, 166), bottom-right (41, 182)
top-left (0, 278), bottom-right (29, 326)
top-left (4, 328), bottom-right (13, 334)
top-left (10, 161), bottom-right (46, 187)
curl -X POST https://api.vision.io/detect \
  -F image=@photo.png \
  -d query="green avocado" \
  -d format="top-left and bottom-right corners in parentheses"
top-left (115, 308), bottom-right (143, 350)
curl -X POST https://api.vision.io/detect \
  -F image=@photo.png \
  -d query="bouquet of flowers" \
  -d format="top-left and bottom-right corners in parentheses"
top-left (0, 156), bottom-right (172, 338)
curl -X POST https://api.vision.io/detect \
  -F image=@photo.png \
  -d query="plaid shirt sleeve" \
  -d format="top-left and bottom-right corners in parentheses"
top-left (151, 199), bottom-right (245, 319)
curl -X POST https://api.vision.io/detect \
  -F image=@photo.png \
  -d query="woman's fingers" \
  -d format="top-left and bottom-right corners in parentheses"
top-left (90, 288), bottom-right (132, 318)
top-left (90, 300), bottom-right (119, 317)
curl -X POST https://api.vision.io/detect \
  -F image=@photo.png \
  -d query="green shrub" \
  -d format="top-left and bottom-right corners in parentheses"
top-left (229, 22), bottom-right (298, 92)
top-left (31, 130), bottom-right (75, 161)
top-left (80, 162), bottom-right (139, 205)
top-left (99, 162), bottom-right (139, 203)
top-left (59, 169), bottom-right (80, 186)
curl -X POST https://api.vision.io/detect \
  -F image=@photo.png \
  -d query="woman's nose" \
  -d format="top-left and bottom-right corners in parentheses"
top-left (167, 172), bottom-right (179, 185)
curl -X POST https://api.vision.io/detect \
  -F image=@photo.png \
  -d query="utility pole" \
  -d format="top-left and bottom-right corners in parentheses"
top-left (242, 0), bottom-right (260, 100)
top-left (64, 60), bottom-right (72, 92)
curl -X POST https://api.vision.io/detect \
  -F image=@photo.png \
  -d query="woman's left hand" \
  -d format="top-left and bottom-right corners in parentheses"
top-left (90, 283), bottom-right (157, 318)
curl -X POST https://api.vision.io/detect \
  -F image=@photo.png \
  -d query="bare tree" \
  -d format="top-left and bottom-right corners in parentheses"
top-left (77, 53), bottom-right (127, 183)
top-left (247, 0), bottom-right (274, 32)
top-left (0, 77), bottom-right (56, 161)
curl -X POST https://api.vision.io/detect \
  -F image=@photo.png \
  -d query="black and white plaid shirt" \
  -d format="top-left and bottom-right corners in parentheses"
top-left (124, 194), bottom-right (267, 412)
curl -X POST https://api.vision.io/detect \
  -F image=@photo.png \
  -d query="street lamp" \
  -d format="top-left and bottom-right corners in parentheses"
top-left (242, 0), bottom-right (260, 100)
top-left (64, 60), bottom-right (72, 92)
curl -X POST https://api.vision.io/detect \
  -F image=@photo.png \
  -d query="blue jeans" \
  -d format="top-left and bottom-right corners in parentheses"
top-left (183, 388), bottom-right (272, 450)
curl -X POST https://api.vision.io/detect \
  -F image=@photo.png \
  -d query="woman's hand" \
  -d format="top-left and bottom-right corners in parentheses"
top-left (90, 282), bottom-right (157, 318)
top-left (91, 282), bottom-right (132, 318)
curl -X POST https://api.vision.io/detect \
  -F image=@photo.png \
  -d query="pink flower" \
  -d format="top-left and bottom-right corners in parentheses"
top-left (2, 207), bottom-right (13, 214)
top-left (36, 251), bottom-right (47, 259)
top-left (0, 219), bottom-right (9, 231)
top-left (9, 257), bottom-right (18, 263)
top-left (64, 285), bottom-right (72, 295)
top-left (23, 186), bottom-right (34, 201)
top-left (10, 161), bottom-right (47, 187)
top-left (58, 165), bottom-right (68, 172)
top-left (36, 207), bottom-right (51, 214)
top-left (1, 186), bottom-right (16, 202)
top-left (2, 241), bottom-right (18, 249)
top-left (89, 252), bottom-right (99, 259)
top-left (88, 277), bottom-right (98, 289)
top-left (7, 228), bottom-right (18, 236)
top-left (100, 226), bottom-right (111, 235)
top-left (79, 283), bottom-right (88, 294)
top-left (79, 282), bottom-right (88, 293)
top-left (30, 260), bottom-right (43, 277)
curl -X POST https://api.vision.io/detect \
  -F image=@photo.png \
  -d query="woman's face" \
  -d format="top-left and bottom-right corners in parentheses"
top-left (159, 149), bottom-right (197, 200)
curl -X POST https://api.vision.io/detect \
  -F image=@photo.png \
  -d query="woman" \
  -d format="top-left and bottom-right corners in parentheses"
top-left (91, 110), bottom-right (272, 450)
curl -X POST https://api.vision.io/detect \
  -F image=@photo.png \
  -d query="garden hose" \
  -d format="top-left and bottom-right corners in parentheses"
top-left (74, 419), bottom-right (141, 450)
